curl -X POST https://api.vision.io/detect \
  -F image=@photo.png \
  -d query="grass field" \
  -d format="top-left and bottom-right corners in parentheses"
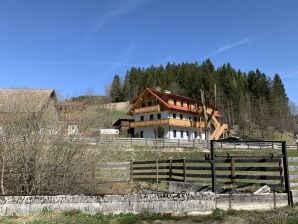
top-left (2, 207), bottom-right (298, 224)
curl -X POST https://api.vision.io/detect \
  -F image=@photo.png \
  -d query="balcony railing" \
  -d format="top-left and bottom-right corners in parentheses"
top-left (133, 105), bottom-right (160, 114)
top-left (130, 119), bottom-right (169, 128)
top-left (130, 118), bottom-right (205, 128)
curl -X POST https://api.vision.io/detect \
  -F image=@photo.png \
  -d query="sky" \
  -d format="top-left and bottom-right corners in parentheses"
top-left (0, 0), bottom-right (298, 103)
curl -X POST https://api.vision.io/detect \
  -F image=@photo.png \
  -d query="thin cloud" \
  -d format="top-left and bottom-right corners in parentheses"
top-left (0, 60), bottom-right (149, 67)
top-left (86, 0), bottom-right (149, 39)
top-left (205, 37), bottom-right (255, 58)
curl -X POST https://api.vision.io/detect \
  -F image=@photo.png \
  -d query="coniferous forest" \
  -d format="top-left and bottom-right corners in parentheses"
top-left (110, 59), bottom-right (297, 139)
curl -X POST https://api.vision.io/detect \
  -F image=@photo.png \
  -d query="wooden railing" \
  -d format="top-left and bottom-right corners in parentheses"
top-left (130, 118), bottom-right (205, 128)
top-left (93, 137), bottom-right (208, 149)
top-left (131, 156), bottom-right (285, 188)
top-left (130, 119), bottom-right (169, 128)
top-left (133, 105), bottom-right (160, 114)
top-left (168, 119), bottom-right (205, 128)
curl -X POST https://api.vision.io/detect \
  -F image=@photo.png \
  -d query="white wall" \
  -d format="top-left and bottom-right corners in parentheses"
top-left (134, 111), bottom-right (169, 122)
top-left (134, 126), bottom-right (205, 140)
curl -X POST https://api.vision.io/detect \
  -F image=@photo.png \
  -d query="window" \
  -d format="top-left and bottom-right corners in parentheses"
top-left (194, 132), bottom-right (198, 138)
top-left (142, 103), bottom-right (145, 107)
top-left (140, 131), bottom-right (143, 138)
top-left (187, 103), bottom-right (190, 108)
top-left (173, 130), bottom-right (177, 138)
top-left (148, 102), bottom-right (152, 106)
top-left (186, 131), bottom-right (189, 137)
top-left (181, 101), bottom-right (184, 107)
top-left (180, 131), bottom-right (184, 138)
top-left (140, 116), bottom-right (144, 121)
top-left (157, 113), bottom-right (161, 119)
top-left (194, 116), bottom-right (197, 122)
top-left (174, 100), bottom-right (177, 106)
top-left (180, 114), bottom-right (183, 120)
top-left (173, 113), bottom-right (176, 119)
top-left (150, 114), bottom-right (154, 120)
top-left (189, 116), bottom-right (191, 121)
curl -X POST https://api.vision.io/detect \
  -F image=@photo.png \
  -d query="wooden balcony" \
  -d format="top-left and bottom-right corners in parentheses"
top-left (133, 105), bottom-right (160, 114)
top-left (169, 119), bottom-right (205, 128)
top-left (130, 118), bottom-right (205, 128)
top-left (130, 119), bottom-right (169, 128)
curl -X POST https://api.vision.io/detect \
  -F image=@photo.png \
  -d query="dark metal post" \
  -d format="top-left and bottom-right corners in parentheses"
top-left (169, 157), bottom-right (172, 181)
top-left (230, 157), bottom-right (235, 184)
top-left (211, 140), bottom-right (216, 193)
top-left (282, 141), bottom-right (293, 206)
top-left (156, 159), bottom-right (159, 190)
top-left (183, 158), bottom-right (186, 182)
top-left (130, 160), bottom-right (133, 183)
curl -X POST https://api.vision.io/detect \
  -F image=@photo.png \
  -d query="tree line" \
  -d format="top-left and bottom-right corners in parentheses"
top-left (110, 59), bottom-right (297, 139)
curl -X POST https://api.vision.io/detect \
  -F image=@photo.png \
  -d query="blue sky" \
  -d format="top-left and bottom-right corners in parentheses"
top-left (0, 0), bottom-right (298, 103)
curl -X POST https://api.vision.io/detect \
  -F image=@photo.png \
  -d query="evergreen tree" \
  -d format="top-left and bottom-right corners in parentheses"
top-left (110, 75), bottom-right (123, 102)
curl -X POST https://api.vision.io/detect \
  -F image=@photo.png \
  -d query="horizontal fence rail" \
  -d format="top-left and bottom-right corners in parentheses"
top-left (131, 156), bottom-right (285, 188)
top-left (80, 137), bottom-right (298, 150)
top-left (94, 162), bottom-right (131, 182)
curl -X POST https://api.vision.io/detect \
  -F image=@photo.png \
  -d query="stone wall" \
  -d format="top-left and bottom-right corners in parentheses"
top-left (217, 193), bottom-right (288, 210)
top-left (0, 193), bottom-right (215, 216)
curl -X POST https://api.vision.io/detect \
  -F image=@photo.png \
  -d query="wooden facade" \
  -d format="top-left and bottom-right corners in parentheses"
top-left (128, 88), bottom-right (228, 140)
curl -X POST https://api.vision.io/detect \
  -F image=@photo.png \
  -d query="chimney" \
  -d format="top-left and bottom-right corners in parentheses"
top-left (155, 86), bottom-right (161, 91)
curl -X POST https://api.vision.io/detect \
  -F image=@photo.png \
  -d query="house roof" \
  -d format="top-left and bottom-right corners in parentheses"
top-left (112, 118), bottom-right (134, 127)
top-left (0, 88), bottom-right (56, 113)
top-left (129, 88), bottom-right (217, 115)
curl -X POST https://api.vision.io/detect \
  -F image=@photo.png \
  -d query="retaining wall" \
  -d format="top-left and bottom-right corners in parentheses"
top-left (0, 193), bottom-right (215, 216)
top-left (217, 193), bottom-right (288, 210)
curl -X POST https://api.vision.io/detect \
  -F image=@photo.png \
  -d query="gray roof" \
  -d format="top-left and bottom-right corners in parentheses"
top-left (0, 88), bottom-right (56, 113)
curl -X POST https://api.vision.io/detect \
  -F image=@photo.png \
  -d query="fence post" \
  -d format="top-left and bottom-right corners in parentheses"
top-left (169, 157), bottom-right (172, 181)
top-left (279, 157), bottom-right (284, 185)
top-left (282, 141), bottom-right (293, 206)
top-left (156, 159), bottom-right (159, 190)
top-left (183, 158), bottom-right (186, 182)
top-left (130, 137), bottom-right (132, 147)
top-left (230, 156), bottom-right (235, 184)
top-left (130, 160), bottom-right (133, 183)
top-left (91, 161), bottom-right (95, 181)
top-left (210, 140), bottom-right (216, 193)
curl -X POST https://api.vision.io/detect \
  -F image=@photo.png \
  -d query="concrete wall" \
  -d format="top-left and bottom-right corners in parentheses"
top-left (217, 193), bottom-right (288, 210)
top-left (0, 193), bottom-right (215, 216)
top-left (169, 181), bottom-right (288, 211)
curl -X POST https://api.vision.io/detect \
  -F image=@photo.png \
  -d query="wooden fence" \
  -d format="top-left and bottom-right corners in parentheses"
top-left (89, 137), bottom-right (208, 149)
top-left (289, 157), bottom-right (298, 187)
top-left (94, 162), bottom-right (131, 182)
top-left (86, 137), bottom-right (298, 150)
top-left (214, 141), bottom-right (298, 151)
top-left (131, 156), bottom-right (285, 189)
